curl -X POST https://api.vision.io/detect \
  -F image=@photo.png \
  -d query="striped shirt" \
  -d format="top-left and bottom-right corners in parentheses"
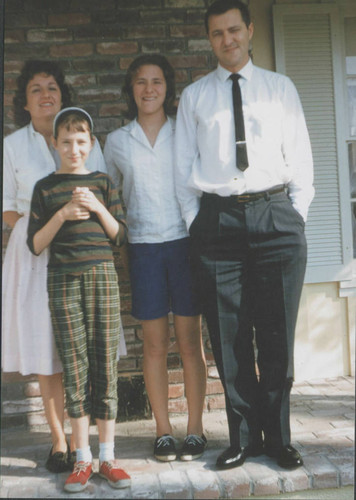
top-left (27, 171), bottom-right (127, 274)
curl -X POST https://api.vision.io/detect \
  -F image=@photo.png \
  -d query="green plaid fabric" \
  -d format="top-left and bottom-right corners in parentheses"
top-left (48, 261), bottom-right (120, 420)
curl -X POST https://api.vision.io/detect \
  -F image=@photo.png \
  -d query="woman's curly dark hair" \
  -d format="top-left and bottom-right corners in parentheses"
top-left (13, 60), bottom-right (73, 128)
top-left (122, 54), bottom-right (176, 120)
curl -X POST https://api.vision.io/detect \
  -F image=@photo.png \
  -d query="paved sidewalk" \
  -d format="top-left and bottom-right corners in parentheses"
top-left (1, 376), bottom-right (354, 499)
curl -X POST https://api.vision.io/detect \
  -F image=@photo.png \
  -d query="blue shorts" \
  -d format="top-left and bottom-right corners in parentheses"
top-left (129, 237), bottom-right (200, 320)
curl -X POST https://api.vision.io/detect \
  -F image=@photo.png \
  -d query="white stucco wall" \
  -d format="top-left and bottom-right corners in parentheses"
top-left (250, 0), bottom-right (355, 379)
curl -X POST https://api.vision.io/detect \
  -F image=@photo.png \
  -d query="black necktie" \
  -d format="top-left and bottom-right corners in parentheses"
top-left (230, 73), bottom-right (248, 171)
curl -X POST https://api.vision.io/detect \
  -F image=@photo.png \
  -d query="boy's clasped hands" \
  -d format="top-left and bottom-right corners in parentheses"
top-left (61, 187), bottom-right (102, 221)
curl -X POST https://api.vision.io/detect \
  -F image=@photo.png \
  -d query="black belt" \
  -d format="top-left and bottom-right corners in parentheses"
top-left (202, 185), bottom-right (286, 205)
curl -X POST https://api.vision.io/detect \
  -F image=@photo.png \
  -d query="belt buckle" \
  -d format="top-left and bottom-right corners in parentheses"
top-left (236, 194), bottom-right (250, 203)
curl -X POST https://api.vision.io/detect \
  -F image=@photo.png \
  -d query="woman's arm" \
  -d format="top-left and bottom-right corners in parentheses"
top-left (3, 211), bottom-right (23, 229)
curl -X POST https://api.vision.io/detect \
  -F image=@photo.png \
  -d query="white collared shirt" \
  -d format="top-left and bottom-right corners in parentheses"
top-left (104, 116), bottom-right (188, 244)
top-left (3, 122), bottom-right (107, 215)
top-left (175, 60), bottom-right (314, 229)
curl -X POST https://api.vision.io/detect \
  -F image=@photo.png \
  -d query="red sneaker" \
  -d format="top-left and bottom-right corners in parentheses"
top-left (64, 461), bottom-right (93, 492)
top-left (99, 460), bottom-right (131, 489)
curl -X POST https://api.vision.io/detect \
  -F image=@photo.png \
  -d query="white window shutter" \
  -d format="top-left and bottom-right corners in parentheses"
top-left (273, 4), bottom-right (353, 283)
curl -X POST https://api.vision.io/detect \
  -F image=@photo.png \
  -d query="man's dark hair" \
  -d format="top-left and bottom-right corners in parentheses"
top-left (13, 60), bottom-right (73, 128)
top-left (122, 54), bottom-right (176, 120)
top-left (205, 0), bottom-right (251, 33)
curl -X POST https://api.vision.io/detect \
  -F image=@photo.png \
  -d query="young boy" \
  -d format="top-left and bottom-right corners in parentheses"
top-left (27, 107), bottom-right (131, 493)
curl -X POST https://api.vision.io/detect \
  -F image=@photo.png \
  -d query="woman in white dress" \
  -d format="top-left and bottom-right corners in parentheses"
top-left (2, 60), bottom-right (109, 472)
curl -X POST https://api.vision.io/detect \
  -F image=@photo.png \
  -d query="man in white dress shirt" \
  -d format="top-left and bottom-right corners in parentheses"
top-left (175, 0), bottom-right (314, 470)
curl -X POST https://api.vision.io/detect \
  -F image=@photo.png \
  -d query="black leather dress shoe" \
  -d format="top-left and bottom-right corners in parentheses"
top-left (265, 444), bottom-right (303, 469)
top-left (216, 444), bottom-right (264, 470)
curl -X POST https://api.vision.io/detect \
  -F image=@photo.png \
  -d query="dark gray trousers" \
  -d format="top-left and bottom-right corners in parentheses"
top-left (189, 189), bottom-right (307, 449)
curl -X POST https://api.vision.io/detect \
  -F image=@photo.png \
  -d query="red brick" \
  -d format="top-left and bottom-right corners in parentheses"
top-left (170, 25), bottom-right (206, 38)
top-left (207, 395), bottom-right (226, 410)
top-left (141, 10), bottom-right (185, 24)
top-left (76, 88), bottom-right (121, 103)
top-left (124, 26), bottom-right (166, 39)
top-left (97, 42), bottom-right (138, 55)
top-left (48, 13), bottom-right (91, 26)
top-left (100, 103), bottom-right (128, 117)
top-left (126, 343), bottom-right (143, 357)
top-left (3, 77), bottom-right (18, 91)
top-left (174, 70), bottom-right (189, 83)
top-left (50, 43), bottom-right (93, 58)
top-left (218, 468), bottom-right (250, 499)
top-left (188, 39), bottom-right (212, 51)
top-left (119, 57), bottom-right (135, 70)
top-left (168, 384), bottom-right (185, 399)
top-left (66, 74), bottom-right (96, 87)
top-left (168, 341), bottom-right (179, 354)
top-left (191, 70), bottom-right (211, 82)
top-left (169, 55), bottom-right (208, 68)
top-left (27, 29), bottom-right (72, 43)
top-left (205, 352), bottom-right (217, 363)
top-left (5, 13), bottom-right (47, 27)
top-left (206, 379), bottom-right (224, 395)
top-left (4, 29), bottom-right (26, 43)
top-left (117, 357), bottom-right (137, 372)
top-left (71, 0), bottom-right (116, 10)
top-left (168, 370), bottom-right (184, 384)
top-left (165, 0), bottom-right (204, 6)
top-left (135, 329), bottom-right (144, 341)
top-left (142, 40), bottom-right (185, 53)
top-left (207, 366), bottom-right (220, 379)
top-left (4, 61), bottom-right (24, 73)
top-left (168, 399), bottom-right (188, 413)
top-left (121, 328), bottom-right (136, 344)
top-left (167, 356), bottom-right (181, 369)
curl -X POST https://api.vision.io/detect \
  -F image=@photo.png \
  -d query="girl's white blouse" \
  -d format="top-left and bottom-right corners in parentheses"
top-left (104, 116), bottom-right (187, 244)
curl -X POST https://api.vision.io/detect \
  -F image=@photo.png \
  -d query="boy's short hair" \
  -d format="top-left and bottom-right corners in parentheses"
top-left (53, 107), bottom-right (93, 139)
top-left (205, 0), bottom-right (251, 33)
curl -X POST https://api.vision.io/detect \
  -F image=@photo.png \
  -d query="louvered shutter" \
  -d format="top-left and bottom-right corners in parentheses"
top-left (273, 4), bottom-right (353, 283)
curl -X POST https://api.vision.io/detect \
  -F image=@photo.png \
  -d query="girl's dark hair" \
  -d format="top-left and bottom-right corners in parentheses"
top-left (205, 0), bottom-right (251, 33)
top-left (122, 54), bottom-right (176, 120)
top-left (13, 60), bottom-right (73, 127)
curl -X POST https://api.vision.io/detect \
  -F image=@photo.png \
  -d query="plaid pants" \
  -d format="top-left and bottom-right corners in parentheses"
top-left (47, 261), bottom-right (120, 420)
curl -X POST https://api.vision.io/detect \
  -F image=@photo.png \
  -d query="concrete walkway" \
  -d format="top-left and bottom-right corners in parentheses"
top-left (1, 376), bottom-right (354, 499)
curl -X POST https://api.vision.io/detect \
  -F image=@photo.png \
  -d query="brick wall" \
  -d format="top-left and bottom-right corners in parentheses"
top-left (2, 0), bottom-right (226, 429)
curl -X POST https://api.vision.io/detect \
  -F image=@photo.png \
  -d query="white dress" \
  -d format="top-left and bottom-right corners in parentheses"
top-left (2, 123), bottom-right (126, 376)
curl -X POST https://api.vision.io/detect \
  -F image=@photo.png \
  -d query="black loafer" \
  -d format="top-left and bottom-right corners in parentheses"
top-left (45, 445), bottom-right (70, 473)
top-left (216, 443), bottom-right (263, 470)
top-left (266, 444), bottom-right (303, 469)
top-left (216, 446), bottom-right (246, 469)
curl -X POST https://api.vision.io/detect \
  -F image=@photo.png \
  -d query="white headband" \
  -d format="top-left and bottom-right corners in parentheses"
top-left (53, 107), bottom-right (94, 137)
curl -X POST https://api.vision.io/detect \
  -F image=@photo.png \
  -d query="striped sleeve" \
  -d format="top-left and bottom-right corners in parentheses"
top-left (27, 180), bottom-right (47, 255)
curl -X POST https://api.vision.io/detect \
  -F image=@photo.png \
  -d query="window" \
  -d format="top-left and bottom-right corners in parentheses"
top-left (345, 32), bottom-right (356, 258)
top-left (273, 3), bottom-right (355, 284)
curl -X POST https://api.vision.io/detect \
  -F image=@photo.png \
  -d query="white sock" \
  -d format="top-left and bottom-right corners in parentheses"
top-left (76, 446), bottom-right (92, 464)
top-left (99, 442), bottom-right (115, 463)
